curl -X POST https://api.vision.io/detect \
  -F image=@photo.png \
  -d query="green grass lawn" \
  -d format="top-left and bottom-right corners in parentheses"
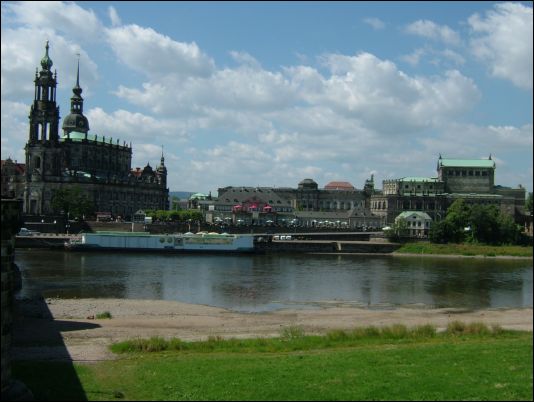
top-left (12, 324), bottom-right (533, 401)
top-left (395, 242), bottom-right (533, 257)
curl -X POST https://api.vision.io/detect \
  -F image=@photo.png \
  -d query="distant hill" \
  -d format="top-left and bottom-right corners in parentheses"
top-left (169, 191), bottom-right (194, 200)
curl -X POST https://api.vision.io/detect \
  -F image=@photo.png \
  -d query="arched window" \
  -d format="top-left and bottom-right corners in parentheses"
top-left (33, 156), bottom-right (41, 171)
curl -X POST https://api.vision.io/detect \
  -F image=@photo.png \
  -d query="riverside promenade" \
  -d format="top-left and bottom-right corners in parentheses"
top-left (15, 231), bottom-right (401, 253)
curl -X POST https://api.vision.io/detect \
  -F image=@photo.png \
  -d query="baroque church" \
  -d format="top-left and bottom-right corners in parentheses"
top-left (20, 42), bottom-right (168, 218)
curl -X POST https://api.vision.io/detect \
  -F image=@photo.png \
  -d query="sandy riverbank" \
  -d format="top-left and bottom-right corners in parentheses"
top-left (11, 297), bottom-right (533, 362)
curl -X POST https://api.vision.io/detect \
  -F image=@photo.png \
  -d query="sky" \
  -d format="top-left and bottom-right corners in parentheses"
top-left (1, 1), bottom-right (532, 195)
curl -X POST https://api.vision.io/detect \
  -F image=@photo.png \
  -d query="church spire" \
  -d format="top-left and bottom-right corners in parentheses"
top-left (70, 54), bottom-right (84, 112)
top-left (40, 40), bottom-right (53, 71)
top-left (62, 53), bottom-right (89, 134)
top-left (73, 53), bottom-right (82, 97)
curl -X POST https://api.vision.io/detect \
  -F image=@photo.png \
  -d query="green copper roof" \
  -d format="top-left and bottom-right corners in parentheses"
top-left (396, 211), bottom-right (432, 220)
top-left (40, 41), bottom-right (53, 71)
top-left (61, 132), bottom-right (122, 145)
top-left (399, 177), bottom-right (439, 182)
top-left (438, 158), bottom-right (495, 168)
top-left (61, 131), bottom-right (96, 142)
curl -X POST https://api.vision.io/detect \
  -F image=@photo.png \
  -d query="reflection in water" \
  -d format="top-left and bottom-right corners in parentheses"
top-left (15, 250), bottom-right (532, 312)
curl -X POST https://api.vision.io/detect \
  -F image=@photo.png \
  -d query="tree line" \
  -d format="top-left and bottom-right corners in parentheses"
top-left (144, 209), bottom-right (203, 222)
top-left (388, 196), bottom-right (531, 246)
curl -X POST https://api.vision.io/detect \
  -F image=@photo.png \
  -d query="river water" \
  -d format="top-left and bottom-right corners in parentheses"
top-left (14, 249), bottom-right (532, 313)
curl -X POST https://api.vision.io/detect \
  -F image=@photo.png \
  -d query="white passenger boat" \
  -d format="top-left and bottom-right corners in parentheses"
top-left (65, 231), bottom-right (255, 253)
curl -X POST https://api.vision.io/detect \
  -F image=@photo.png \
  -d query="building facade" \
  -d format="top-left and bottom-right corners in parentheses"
top-left (198, 176), bottom-right (382, 229)
top-left (0, 158), bottom-right (26, 199)
top-left (371, 155), bottom-right (526, 225)
top-left (18, 42), bottom-right (168, 219)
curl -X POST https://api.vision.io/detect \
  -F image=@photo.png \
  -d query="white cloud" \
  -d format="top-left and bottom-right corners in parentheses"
top-left (86, 107), bottom-right (190, 143)
top-left (401, 47), bottom-right (464, 68)
top-left (468, 2), bottom-right (533, 90)
top-left (105, 24), bottom-right (215, 78)
top-left (363, 17), bottom-right (385, 30)
top-left (401, 48), bottom-right (426, 66)
top-left (230, 51), bottom-right (262, 69)
top-left (317, 53), bottom-right (480, 132)
top-left (108, 6), bottom-right (121, 27)
top-left (114, 51), bottom-right (480, 144)
top-left (0, 100), bottom-right (28, 163)
top-left (2, 1), bottom-right (530, 193)
top-left (3, 1), bottom-right (102, 42)
top-left (405, 19), bottom-right (461, 46)
top-left (1, 28), bottom-right (98, 102)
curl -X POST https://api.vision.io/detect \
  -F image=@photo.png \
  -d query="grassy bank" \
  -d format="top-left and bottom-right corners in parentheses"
top-left (395, 242), bottom-right (533, 257)
top-left (12, 323), bottom-right (533, 401)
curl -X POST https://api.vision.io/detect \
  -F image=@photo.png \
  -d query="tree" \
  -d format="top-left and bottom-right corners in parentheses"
top-left (171, 196), bottom-right (181, 211)
top-left (526, 192), bottom-right (533, 214)
top-left (497, 213), bottom-right (522, 245)
top-left (469, 204), bottom-right (500, 244)
top-left (385, 217), bottom-right (409, 241)
top-left (445, 199), bottom-right (470, 228)
top-left (429, 198), bottom-right (526, 245)
top-left (51, 186), bottom-right (94, 219)
top-left (429, 219), bottom-right (458, 244)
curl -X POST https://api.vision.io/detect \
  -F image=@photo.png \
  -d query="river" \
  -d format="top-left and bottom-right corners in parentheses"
top-left (14, 249), bottom-right (533, 313)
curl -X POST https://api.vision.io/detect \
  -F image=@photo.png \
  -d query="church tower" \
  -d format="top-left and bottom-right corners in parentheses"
top-left (27, 41), bottom-right (60, 144)
top-left (24, 41), bottom-right (62, 214)
top-left (62, 56), bottom-right (90, 137)
top-left (156, 149), bottom-right (169, 210)
top-left (156, 148), bottom-right (167, 188)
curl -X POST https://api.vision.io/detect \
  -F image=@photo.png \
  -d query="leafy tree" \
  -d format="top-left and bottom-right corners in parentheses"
top-left (497, 213), bottom-right (522, 245)
top-left (385, 217), bottom-right (409, 241)
top-left (169, 210), bottom-right (181, 221)
top-left (429, 199), bottom-right (525, 245)
top-left (429, 219), bottom-right (458, 244)
top-left (444, 199), bottom-right (470, 228)
top-left (526, 192), bottom-right (533, 214)
top-left (171, 196), bottom-right (182, 211)
top-left (51, 186), bottom-right (94, 220)
top-left (469, 204), bottom-right (500, 244)
top-left (144, 209), bottom-right (204, 223)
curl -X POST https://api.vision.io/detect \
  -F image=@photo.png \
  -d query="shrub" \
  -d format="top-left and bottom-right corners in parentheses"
top-left (326, 329), bottom-right (350, 341)
top-left (446, 321), bottom-right (492, 335)
top-left (380, 324), bottom-right (409, 339)
top-left (280, 325), bottom-right (305, 340)
top-left (96, 311), bottom-right (112, 319)
top-left (412, 324), bottom-right (437, 338)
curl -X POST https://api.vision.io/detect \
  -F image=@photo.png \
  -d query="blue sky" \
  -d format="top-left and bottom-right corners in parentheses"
top-left (1, 1), bottom-right (532, 194)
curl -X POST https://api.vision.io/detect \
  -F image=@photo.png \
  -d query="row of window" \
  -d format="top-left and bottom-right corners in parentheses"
top-left (446, 169), bottom-right (489, 177)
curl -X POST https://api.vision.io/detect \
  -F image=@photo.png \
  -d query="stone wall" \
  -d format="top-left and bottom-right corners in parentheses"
top-left (1, 198), bottom-right (33, 400)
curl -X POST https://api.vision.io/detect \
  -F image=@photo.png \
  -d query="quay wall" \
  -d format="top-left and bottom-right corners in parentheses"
top-left (1, 199), bottom-right (33, 400)
top-left (257, 240), bottom-right (400, 254)
top-left (15, 235), bottom-right (400, 254)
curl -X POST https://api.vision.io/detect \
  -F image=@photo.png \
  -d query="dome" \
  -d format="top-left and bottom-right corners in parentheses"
top-left (40, 41), bottom-right (53, 71)
top-left (142, 164), bottom-right (154, 175)
top-left (324, 181), bottom-right (355, 190)
top-left (189, 193), bottom-right (207, 200)
top-left (62, 113), bottom-right (89, 133)
top-left (298, 178), bottom-right (318, 190)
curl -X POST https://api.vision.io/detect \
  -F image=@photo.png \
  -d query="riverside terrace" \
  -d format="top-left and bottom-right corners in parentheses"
top-left (14, 229), bottom-right (399, 254)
